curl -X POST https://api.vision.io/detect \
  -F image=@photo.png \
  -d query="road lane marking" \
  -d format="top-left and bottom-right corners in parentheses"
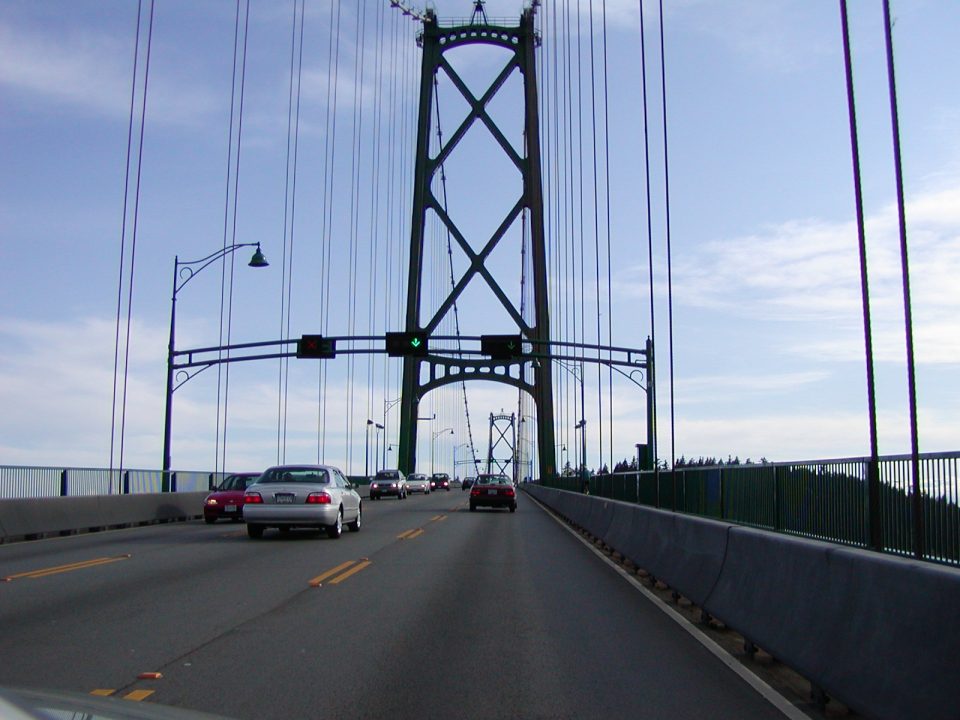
top-left (405, 529), bottom-right (425, 540)
top-left (124, 690), bottom-right (155, 701)
top-left (2, 555), bottom-right (130, 581)
top-left (90, 689), bottom-right (115, 697)
top-left (397, 528), bottom-right (417, 539)
top-left (327, 560), bottom-right (371, 585)
top-left (309, 560), bottom-right (356, 587)
top-left (430, 514), bottom-right (447, 523)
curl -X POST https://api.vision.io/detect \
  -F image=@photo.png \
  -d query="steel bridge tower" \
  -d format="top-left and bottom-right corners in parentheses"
top-left (397, 7), bottom-right (556, 479)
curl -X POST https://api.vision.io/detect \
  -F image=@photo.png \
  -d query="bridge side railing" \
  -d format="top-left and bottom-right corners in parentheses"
top-left (544, 451), bottom-right (960, 565)
top-left (0, 466), bottom-right (231, 499)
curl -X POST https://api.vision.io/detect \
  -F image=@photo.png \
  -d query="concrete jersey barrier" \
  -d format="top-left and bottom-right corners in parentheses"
top-left (0, 493), bottom-right (207, 543)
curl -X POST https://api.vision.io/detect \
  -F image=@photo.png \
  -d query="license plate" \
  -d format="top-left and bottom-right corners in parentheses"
top-left (225, 504), bottom-right (237, 512)
top-left (276, 494), bottom-right (295, 504)
top-left (487, 489), bottom-right (497, 495)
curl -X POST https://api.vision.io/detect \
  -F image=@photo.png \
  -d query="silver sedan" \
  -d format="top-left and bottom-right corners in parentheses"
top-left (243, 464), bottom-right (362, 539)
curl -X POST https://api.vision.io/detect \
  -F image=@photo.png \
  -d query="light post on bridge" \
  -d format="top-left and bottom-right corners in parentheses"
top-left (431, 427), bottom-right (453, 475)
top-left (373, 422), bottom-right (384, 474)
top-left (162, 243), bottom-right (268, 490)
top-left (382, 397), bottom-right (401, 468)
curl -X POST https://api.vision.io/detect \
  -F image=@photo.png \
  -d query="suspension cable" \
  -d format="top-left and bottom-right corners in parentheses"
top-left (318, 0), bottom-right (343, 463)
top-left (216, 0), bottom-right (252, 473)
top-left (638, 0), bottom-right (657, 469)
top-left (111, 0), bottom-right (148, 486)
top-left (117, 0), bottom-right (154, 478)
top-left (277, 0), bottom-right (306, 464)
top-left (882, 0), bottom-right (923, 556)
top-left (658, 0), bottom-right (676, 470)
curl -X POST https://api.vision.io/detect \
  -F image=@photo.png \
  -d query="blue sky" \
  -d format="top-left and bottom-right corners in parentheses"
top-left (1, 0), bottom-right (958, 476)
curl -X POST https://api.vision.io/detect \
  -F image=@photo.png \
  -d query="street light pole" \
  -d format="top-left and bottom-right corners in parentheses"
top-left (431, 427), bottom-right (453, 475)
top-left (365, 419), bottom-right (374, 481)
top-left (374, 423), bottom-right (384, 473)
top-left (161, 243), bottom-right (267, 490)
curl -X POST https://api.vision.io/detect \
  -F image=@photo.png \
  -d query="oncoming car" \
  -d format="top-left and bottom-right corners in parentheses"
top-left (469, 473), bottom-right (517, 512)
top-left (406, 473), bottom-right (430, 494)
top-left (370, 469), bottom-right (407, 500)
top-left (243, 464), bottom-right (361, 539)
top-left (203, 472), bottom-right (259, 523)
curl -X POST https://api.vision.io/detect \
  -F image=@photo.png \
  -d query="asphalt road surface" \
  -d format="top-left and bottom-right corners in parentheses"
top-left (0, 488), bottom-right (794, 719)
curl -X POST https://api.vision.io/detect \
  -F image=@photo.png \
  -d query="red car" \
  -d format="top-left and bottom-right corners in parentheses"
top-left (469, 474), bottom-right (517, 512)
top-left (430, 472), bottom-right (451, 491)
top-left (203, 472), bottom-right (260, 523)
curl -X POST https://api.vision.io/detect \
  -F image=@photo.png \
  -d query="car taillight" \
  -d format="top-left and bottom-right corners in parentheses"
top-left (205, 497), bottom-right (217, 505)
top-left (371, 483), bottom-right (378, 489)
top-left (390, 483), bottom-right (397, 488)
top-left (306, 492), bottom-right (331, 504)
top-left (244, 492), bottom-right (263, 504)
top-left (470, 488), bottom-right (481, 497)
top-left (503, 488), bottom-right (515, 497)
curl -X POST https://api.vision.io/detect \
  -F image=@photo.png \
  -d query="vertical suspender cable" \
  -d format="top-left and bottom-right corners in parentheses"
top-left (118, 0), bottom-right (155, 478)
top-left (839, 0), bottom-right (881, 549)
top-left (658, 0), bottom-right (676, 471)
top-left (318, 0), bottom-right (343, 462)
top-left (345, 1), bottom-right (369, 475)
top-left (277, 0), bottom-right (306, 464)
top-left (217, 0), bottom-right (252, 474)
top-left (116, 0), bottom-right (155, 481)
top-left (638, 0), bottom-right (658, 470)
top-left (601, 0), bottom-right (615, 467)
top-left (588, 0), bottom-right (605, 471)
top-left (111, 0), bottom-right (146, 486)
top-left (881, 0), bottom-right (923, 558)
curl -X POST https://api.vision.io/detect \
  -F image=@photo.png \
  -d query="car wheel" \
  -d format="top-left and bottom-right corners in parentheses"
top-left (326, 509), bottom-right (343, 539)
top-left (510, 505), bottom-right (516, 513)
top-left (469, 503), bottom-right (476, 512)
top-left (247, 523), bottom-right (264, 539)
top-left (204, 516), bottom-right (216, 524)
top-left (348, 504), bottom-right (362, 532)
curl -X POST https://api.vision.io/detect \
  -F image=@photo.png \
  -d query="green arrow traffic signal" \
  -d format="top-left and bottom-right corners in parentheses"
top-left (386, 331), bottom-right (428, 357)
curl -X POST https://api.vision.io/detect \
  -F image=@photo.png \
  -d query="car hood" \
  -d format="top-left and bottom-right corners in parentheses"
top-left (0, 686), bottom-right (235, 720)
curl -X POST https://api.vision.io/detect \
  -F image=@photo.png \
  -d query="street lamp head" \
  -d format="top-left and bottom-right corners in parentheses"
top-left (367, 419), bottom-right (374, 425)
top-left (248, 244), bottom-right (269, 268)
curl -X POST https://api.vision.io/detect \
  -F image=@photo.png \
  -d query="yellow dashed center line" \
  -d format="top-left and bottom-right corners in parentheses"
top-left (124, 690), bottom-right (155, 702)
top-left (90, 689), bottom-right (115, 697)
top-left (397, 528), bottom-right (417, 539)
top-left (309, 560), bottom-right (357, 587)
top-left (3, 555), bottom-right (130, 581)
top-left (327, 560), bottom-right (371, 585)
top-left (405, 528), bottom-right (425, 540)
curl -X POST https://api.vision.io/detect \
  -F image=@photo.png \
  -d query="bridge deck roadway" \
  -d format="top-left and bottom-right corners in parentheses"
top-left (0, 490), bottom-right (794, 719)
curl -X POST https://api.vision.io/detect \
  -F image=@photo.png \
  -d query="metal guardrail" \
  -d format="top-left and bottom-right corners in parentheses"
top-left (544, 451), bottom-right (960, 566)
top-left (0, 466), bottom-right (230, 499)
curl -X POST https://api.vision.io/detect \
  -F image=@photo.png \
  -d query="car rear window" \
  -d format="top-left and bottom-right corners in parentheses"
top-left (259, 468), bottom-right (329, 484)
top-left (376, 470), bottom-right (400, 479)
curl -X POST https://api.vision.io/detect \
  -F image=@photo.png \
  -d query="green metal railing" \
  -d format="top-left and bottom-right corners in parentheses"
top-left (543, 451), bottom-right (960, 566)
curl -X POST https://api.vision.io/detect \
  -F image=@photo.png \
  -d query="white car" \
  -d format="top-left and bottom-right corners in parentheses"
top-left (243, 464), bottom-right (361, 539)
top-left (406, 473), bottom-right (430, 494)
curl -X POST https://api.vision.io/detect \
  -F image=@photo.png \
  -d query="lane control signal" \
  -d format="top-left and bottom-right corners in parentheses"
top-left (297, 335), bottom-right (336, 359)
top-left (385, 331), bottom-right (428, 357)
top-left (480, 334), bottom-right (524, 359)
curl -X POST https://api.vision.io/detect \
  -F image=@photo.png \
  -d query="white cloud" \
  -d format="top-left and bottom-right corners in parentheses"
top-left (0, 19), bottom-right (218, 125)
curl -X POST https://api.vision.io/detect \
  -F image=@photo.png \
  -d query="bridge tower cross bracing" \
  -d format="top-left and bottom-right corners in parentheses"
top-left (397, 7), bottom-right (556, 479)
